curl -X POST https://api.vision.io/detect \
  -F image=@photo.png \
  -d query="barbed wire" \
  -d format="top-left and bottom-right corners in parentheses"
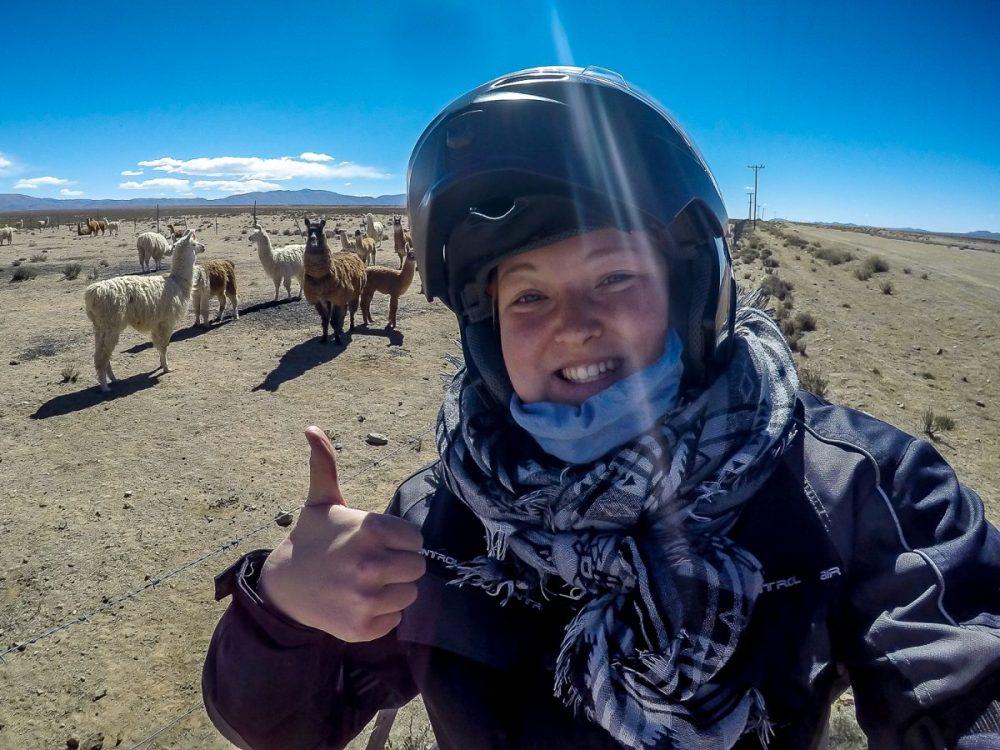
top-left (1, 421), bottom-right (440, 662)
top-left (127, 703), bottom-right (201, 750)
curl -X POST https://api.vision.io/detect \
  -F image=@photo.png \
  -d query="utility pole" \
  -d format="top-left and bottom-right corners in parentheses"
top-left (747, 164), bottom-right (764, 229)
top-left (746, 190), bottom-right (754, 222)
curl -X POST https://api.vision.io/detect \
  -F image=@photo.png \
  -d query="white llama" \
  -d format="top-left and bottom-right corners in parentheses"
top-left (84, 231), bottom-right (204, 392)
top-left (249, 222), bottom-right (305, 301)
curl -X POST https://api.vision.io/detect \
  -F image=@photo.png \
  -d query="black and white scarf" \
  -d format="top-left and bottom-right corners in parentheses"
top-left (435, 299), bottom-right (799, 749)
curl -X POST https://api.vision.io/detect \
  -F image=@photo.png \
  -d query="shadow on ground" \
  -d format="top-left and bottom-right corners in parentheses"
top-left (32, 371), bottom-right (160, 419)
top-left (253, 336), bottom-right (352, 392)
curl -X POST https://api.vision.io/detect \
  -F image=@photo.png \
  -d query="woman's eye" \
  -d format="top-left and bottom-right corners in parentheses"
top-left (599, 272), bottom-right (634, 287)
top-left (513, 292), bottom-right (544, 305)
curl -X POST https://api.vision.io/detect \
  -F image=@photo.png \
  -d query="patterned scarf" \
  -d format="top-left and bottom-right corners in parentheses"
top-left (435, 298), bottom-right (799, 749)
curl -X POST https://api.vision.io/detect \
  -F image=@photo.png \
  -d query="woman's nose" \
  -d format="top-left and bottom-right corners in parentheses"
top-left (552, 294), bottom-right (602, 346)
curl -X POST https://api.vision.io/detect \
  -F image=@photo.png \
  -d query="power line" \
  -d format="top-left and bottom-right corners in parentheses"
top-left (747, 164), bottom-right (765, 228)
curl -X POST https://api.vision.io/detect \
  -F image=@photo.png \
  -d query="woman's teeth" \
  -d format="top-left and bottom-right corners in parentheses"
top-left (560, 358), bottom-right (621, 384)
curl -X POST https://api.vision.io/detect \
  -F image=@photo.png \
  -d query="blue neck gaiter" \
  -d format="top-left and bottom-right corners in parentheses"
top-left (509, 328), bottom-right (684, 464)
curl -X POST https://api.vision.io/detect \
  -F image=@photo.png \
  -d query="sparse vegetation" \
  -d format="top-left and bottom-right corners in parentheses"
top-left (922, 409), bottom-right (956, 437)
top-left (87, 267), bottom-right (100, 281)
top-left (60, 364), bottom-right (80, 383)
top-left (99, 258), bottom-right (109, 267)
top-left (760, 274), bottom-right (794, 301)
top-left (794, 311), bottom-right (817, 332)
top-left (903, 267), bottom-right (912, 274)
top-left (63, 262), bottom-right (83, 280)
top-left (855, 254), bottom-right (890, 281)
top-left (798, 366), bottom-right (828, 397)
top-left (10, 267), bottom-right (37, 282)
top-left (11, 259), bottom-right (22, 267)
top-left (920, 272), bottom-right (929, 280)
top-left (813, 246), bottom-right (853, 265)
top-left (879, 280), bottom-right (893, 295)
top-left (30, 252), bottom-right (47, 262)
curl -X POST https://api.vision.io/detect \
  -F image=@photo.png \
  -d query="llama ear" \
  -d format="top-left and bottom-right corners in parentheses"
top-left (320, 219), bottom-right (326, 228)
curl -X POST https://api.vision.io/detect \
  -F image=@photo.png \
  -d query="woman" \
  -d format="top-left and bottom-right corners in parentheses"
top-left (202, 67), bottom-right (1000, 749)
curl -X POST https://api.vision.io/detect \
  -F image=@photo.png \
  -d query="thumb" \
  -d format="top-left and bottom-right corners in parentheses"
top-left (304, 426), bottom-right (347, 507)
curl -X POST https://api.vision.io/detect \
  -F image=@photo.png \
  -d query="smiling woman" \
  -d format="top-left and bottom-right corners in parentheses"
top-left (495, 226), bottom-right (670, 406)
top-left (203, 66), bottom-right (1000, 750)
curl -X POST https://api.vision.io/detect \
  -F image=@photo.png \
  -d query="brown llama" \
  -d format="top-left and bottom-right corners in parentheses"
top-left (361, 248), bottom-right (416, 329)
top-left (192, 259), bottom-right (240, 327)
top-left (302, 217), bottom-right (367, 344)
top-left (352, 229), bottom-right (376, 266)
top-left (166, 224), bottom-right (185, 240)
top-left (391, 215), bottom-right (412, 269)
top-left (77, 222), bottom-right (93, 236)
top-left (86, 218), bottom-right (101, 236)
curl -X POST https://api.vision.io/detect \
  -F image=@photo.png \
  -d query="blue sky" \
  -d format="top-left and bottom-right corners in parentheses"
top-left (1, 0), bottom-right (996, 233)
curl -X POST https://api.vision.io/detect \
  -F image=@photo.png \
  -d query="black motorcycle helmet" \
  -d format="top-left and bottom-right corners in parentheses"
top-left (407, 66), bottom-right (736, 408)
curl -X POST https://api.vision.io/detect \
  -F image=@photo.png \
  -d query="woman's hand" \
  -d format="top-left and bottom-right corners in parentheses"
top-left (259, 426), bottom-right (425, 642)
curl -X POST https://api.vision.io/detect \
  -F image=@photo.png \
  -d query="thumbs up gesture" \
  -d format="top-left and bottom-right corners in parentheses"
top-left (258, 426), bottom-right (426, 642)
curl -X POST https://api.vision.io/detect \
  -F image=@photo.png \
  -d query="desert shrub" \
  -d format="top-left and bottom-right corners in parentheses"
top-left (87, 267), bottom-right (100, 281)
top-left (10, 267), bottom-right (37, 282)
top-left (879, 280), bottom-right (893, 295)
top-left (63, 262), bottom-right (83, 280)
top-left (794, 311), bottom-right (817, 331)
top-left (30, 252), bottom-right (47, 262)
top-left (760, 274), bottom-right (794, 301)
top-left (934, 415), bottom-right (955, 431)
top-left (798, 366), bottom-right (828, 397)
top-left (99, 258), bottom-right (109, 267)
top-left (921, 371), bottom-right (935, 380)
top-left (28, 241), bottom-right (37, 248)
top-left (854, 266), bottom-right (873, 281)
top-left (794, 254), bottom-right (801, 260)
top-left (903, 267), bottom-right (912, 274)
top-left (762, 256), bottom-right (779, 268)
top-left (920, 272), bottom-right (929, 280)
top-left (865, 255), bottom-right (889, 273)
top-left (773, 303), bottom-right (790, 321)
top-left (759, 246), bottom-right (772, 259)
top-left (11, 259), bottom-right (22, 267)
top-left (60, 364), bottom-right (80, 383)
top-left (828, 701), bottom-right (867, 750)
top-left (922, 409), bottom-right (935, 435)
top-left (813, 246), bottom-right (853, 265)
top-left (787, 236), bottom-right (809, 249)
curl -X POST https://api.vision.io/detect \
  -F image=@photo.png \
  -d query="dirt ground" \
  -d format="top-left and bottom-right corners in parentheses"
top-left (0, 213), bottom-right (995, 749)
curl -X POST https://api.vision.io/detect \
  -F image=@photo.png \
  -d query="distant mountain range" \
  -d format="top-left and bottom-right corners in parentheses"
top-left (804, 221), bottom-right (999, 241)
top-left (0, 189), bottom-right (406, 212)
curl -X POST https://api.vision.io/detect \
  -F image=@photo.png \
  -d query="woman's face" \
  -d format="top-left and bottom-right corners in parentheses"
top-left (496, 227), bottom-right (670, 406)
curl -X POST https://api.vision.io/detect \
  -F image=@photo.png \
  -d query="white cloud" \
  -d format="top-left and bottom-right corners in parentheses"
top-left (136, 154), bottom-right (388, 181)
top-left (15, 175), bottom-right (72, 189)
top-left (299, 152), bottom-right (333, 162)
top-left (60, 188), bottom-right (84, 197)
top-left (192, 179), bottom-right (283, 193)
top-left (0, 153), bottom-right (12, 173)
top-left (121, 169), bottom-right (144, 176)
top-left (119, 178), bottom-right (191, 191)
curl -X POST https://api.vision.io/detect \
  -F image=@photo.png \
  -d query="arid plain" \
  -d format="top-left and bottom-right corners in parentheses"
top-left (0, 211), bottom-right (996, 749)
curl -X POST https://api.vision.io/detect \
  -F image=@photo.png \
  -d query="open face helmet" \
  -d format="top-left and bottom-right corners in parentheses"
top-left (407, 66), bottom-right (736, 407)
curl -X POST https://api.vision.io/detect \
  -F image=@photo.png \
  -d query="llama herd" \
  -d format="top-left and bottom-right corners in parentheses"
top-left (79, 212), bottom-right (417, 392)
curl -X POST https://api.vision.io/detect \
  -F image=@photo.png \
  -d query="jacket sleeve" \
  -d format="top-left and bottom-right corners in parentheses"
top-left (840, 436), bottom-right (1000, 749)
top-left (201, 548), bottom-right (418, 750)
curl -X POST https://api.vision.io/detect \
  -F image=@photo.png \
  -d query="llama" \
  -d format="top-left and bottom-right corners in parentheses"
top-left (77, 222), bottom-right (93, 236)
top-left (353, 229), bottom-right (377, 266)
top-left (105, 219), bottom-right (120, 236)
top-left (83, 231), bottom-right (204, 392)
top-left (137, 231), bottom-right (171, 272)
top-left (302, 218), bottom-right (366, 344)
top-left (192, 259), bottom-right (239, 327)
top-left (364, 213), bottom-right (385, 246)
top-left (166, 224), bottom-right (185, 240)
top-left (248, 222), bottom-right (305, 301)
top-left (360, 248), bottom-right (416, 330)
top-left (86, 218), bottom-right (101, 236)
top-left (391, 215), bottom-right (412, 269)
top-left (337, 229), bottom-right (354, 253)
top-left (0, 227), bottom-right (13, 245)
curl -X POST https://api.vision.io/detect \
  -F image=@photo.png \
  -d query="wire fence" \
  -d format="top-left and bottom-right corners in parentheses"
top-left (1, 421), bottom-right (439, 662)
